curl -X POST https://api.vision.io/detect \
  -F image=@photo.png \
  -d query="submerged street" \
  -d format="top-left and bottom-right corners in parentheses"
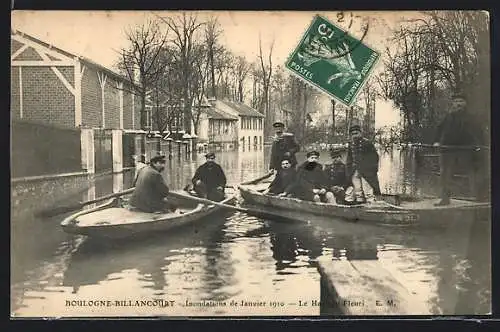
top-left (11, 147), bottom-right (491, 317)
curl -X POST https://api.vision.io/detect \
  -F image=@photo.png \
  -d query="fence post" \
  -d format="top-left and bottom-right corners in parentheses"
top-left (80, 128), bottom-right (95, 174)
top-left (112, 129), bottom-right (123, 173)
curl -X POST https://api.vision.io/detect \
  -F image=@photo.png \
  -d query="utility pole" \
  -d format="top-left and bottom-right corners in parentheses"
top-left (331, 99), bottom-right (336, 143)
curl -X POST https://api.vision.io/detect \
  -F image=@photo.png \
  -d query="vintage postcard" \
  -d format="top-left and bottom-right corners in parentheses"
top-left (11, 10), bottom-right (491, 318)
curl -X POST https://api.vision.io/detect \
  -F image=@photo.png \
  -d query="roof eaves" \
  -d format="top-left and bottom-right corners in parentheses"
top-left (12, 30), bottom-right (136, 86)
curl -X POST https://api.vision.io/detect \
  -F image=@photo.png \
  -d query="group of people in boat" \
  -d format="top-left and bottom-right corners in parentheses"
top-left (128, 91), bottom-right (486, 214)
top-left (129, 151), bottom-right (227, 213)
top-left (265, 121), bottom-right (381, 205)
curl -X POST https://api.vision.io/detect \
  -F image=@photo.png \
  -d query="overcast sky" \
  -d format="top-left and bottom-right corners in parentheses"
top-left (12, 10), bottom-right (426, 128)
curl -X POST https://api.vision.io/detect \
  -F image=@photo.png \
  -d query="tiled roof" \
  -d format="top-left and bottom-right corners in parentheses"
top-left (205, 107), bottom-right (238, 120)
top-left (218, 100), bottom-right (265, 118)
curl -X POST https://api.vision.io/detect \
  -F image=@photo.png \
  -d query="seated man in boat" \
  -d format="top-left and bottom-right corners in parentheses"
top-left (323, 149), bottom-right (350, 204)
top-left (291, 151), bottom-right (335, 203)
top-left (264, 159), bottom-right (297, 196)
top-left (344, 124), bottom-right (382, 205)
top-left (129, 154), bottom-right (177, 213)
top-left (192, 152), bottom-right (227, 202)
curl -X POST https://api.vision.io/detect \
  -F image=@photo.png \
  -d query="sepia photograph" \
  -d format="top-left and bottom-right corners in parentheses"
top-left (10, 10), bottom-right (491, 317)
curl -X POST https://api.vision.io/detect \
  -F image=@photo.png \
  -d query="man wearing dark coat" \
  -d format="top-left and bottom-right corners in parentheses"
top-left (323, 149), bottom-right (350, 204)
top-left (192, 152), bottom-right (227, 202)
top-left (269, 122), bottom-right (300, 171)
top-left (129, 154), bottom-right (175, 213)
top-left (291, 151), bottom-right (335, 203)
top-left (432, 92), bottom-right (483, 205)
top-left (265, 159), bottom-right (297, 196)
top-left (345, 125), bottom-right (381, 204)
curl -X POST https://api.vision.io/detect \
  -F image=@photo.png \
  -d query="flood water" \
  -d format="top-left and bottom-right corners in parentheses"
top-left (11, 147), bottom-right (491, 317)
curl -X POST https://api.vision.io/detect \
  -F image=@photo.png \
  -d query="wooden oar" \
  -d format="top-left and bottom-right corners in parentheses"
top-left (240, 171), bottom-right (274, 185)
top-left (36, 187), bottom-right (135, 218)
top-left (168, 190), bottom-right (301, 223)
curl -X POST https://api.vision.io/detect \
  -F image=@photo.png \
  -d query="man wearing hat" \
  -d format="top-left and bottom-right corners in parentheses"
top-left (269, 121), bottom-right (300, 171)
top-left (432, 92), bottom-right (483, 205)
top-left (192, 152), bottom-right (227, 202)
top-left (130, 153), bottom-right (175, 213)
top-left (292, 150), bottom-right (335, 203)
top-left (323, 149), bottom-right (350, 204)
top-left (345, 124), bottom-right (381, 204)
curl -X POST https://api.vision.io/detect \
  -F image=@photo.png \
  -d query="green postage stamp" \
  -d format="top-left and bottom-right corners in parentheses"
top-left (285, 14), bottom-right (380, 106)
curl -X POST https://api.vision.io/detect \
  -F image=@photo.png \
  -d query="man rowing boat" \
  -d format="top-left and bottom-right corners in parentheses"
top-left (192, 152), bottom-right (227, 202)
top-left (129, 154), bottom-right (176, 213)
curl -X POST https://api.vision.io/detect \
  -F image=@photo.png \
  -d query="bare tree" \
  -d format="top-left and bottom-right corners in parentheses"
top-left (204, 17), bottom-right (223, 98)
top-left (117, 19), bottom-right (169, 130)
top-left (190, 44), bottom-right (210, 134)
top-left (158, 13), bottom-right (206, 134)
top-left (359, 77), bottom-right (378, 139)
top-left (257, 35), bottom-right (275, 137)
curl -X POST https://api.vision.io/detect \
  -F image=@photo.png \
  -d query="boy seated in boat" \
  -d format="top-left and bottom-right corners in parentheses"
top-left (192, 152), bottom-right (227, 202)
top-left (290, 151), bottom-right (335, 203)
top-left (323, 149), bottom-right (350, 204)
top-left (263, 159), bottom-right (297, 196)
top-left (129, 154), bottom-right (177, 213)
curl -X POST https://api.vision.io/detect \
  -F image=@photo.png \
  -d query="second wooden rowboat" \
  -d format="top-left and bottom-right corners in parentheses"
top-left (60, 187), bottom-right (237, 239)
top-left (238, 177), bottom-right (490, 227)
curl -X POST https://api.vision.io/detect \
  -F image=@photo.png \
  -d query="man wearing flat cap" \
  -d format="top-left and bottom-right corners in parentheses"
top-left (130, 153), bottom-right (176, 213)
top-left (192, 152), bottom-right (227, 202)
top-left (323, 149), bottom-right (350, 204)
top-left (269, 121), bottom-right (300, 172)
top-left (345, 124), bottom-right (381, 204)
top-left (432, 92), bottom-right (484, 206)
top-left (291, 150), bottom-right (335, 203)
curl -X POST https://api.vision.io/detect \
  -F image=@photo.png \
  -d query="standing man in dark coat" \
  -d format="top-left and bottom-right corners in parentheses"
top-left (292, 151), bottom-right (335, 203)
top-left (345, 124), bottom-right (381, 204)
top-left (433, 92), bottom-right (483, 206)
top-left (192, 152), bottom-right (227, 202)
top-left (269, 122), bottom-right (300, 171)
top-left (323, 149), bottom-right (350, 204)
top-left (129, 154), bottom-right (175, 213)
top-left (265, 159), bottom-right (297, 196)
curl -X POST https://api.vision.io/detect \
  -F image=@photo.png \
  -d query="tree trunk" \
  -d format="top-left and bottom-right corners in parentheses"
top-left (210, 48), bottom-right (216, 98)
top-left (140, 92), bottom-right (147, 130)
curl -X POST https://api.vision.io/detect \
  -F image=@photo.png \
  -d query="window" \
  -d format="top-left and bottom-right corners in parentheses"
top-left (241, 118), bottom-right (243, 129)
top-left (259, 136), bottom-right (262, 145)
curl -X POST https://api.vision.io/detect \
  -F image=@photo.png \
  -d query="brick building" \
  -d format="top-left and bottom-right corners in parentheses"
top-left (11, 30), bottom-right (144, 176)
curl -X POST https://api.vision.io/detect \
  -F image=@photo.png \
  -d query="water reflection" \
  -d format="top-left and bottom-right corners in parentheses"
top-left (11, 147), bottom-right (490, 317)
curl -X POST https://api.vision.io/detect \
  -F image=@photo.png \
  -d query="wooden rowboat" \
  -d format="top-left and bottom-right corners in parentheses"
top-left (238, 176), bottom-right (490, 227)
top-left (60, 187), bottom-right (237, 239)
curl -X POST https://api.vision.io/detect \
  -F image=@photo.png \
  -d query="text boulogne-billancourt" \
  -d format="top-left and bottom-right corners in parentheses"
top-left (66, 299), bottom-right (175, 307)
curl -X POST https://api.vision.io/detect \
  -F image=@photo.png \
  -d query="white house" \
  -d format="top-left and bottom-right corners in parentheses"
top-left (197, 104), bottom-right (239, 150)
top-left (207, 98), bottom-right (265, 150)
